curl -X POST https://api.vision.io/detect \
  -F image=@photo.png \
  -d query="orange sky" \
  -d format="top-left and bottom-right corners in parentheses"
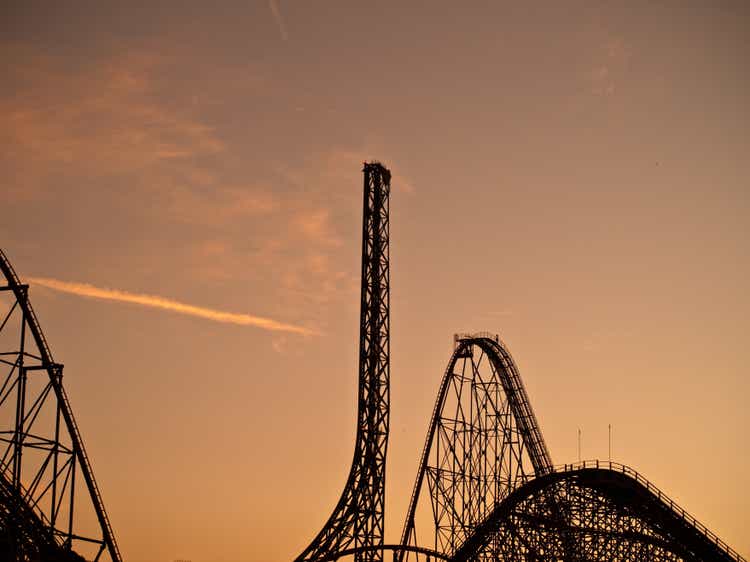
top-left (1, 2), bottom-right (748, 561)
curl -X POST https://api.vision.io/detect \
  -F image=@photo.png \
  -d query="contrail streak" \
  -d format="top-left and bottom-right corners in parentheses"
top-left (268, 0), bottom-right (289, 41)
top-left (28, 276), bottom-right (317, 336)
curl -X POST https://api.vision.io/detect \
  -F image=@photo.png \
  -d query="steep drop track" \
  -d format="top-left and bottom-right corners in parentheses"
top-left (0, 249), bottom-right (121, 562)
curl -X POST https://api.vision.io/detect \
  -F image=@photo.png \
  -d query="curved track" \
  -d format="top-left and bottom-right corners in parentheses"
top-left (399, 334), bottom-right (552, 558)
top-left (0, 249), bottom-right (121, 562)
top-left (450, 462), bottom-right (744, 562)
top-left (398, 334), bottom-right (744, 562)
top-left (294, 163), bottom-right (744, 562)
top-left (296, 163), bottom-right (392, 562)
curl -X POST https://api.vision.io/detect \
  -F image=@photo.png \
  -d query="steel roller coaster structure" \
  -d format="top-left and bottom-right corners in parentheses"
top-left (0, 249), bottom-right (120, 562)
top-left (0, 162), bottom-right (744, 561)
top-left (295, 163), bottom-right (746, 562)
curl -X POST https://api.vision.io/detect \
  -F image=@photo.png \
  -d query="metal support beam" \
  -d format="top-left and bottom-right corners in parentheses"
top-left (296, 162), bottom-right (391, 562)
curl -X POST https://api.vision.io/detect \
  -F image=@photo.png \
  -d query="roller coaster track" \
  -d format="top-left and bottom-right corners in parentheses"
top-left (450, 462), bottom-right (745, 562)
top-left (554, 461), bottom-right (745, 562)
top-left (398, 334), bottom-right (552, 559)
top-left (296, 163), bottom-right (392, 562)
top-left (0, 248), bottom-right (121, 562)
top-left (397, 334), bottom-right (744, 562)
top-left (5, 163), bottom-right (743, 561)
top-left (295, 163), bottom-right (744, 562)
top-left (0, 470), bottom-right (60, 558)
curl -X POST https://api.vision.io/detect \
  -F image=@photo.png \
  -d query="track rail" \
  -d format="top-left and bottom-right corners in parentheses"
top-left (450, 461), bottom-right (746, 562)
top-left (0, 248), bottom-right (122, 562)
top-left (315, 544), bottom-right (448, 561)
top-left (296, 163), bottom-right (391, 562)
top-left (473, 334), bottom-right (552, 473)
top-left (398, 334), bottom-right (552, 558)
top-left (554, 461), bottom-right (746, 562)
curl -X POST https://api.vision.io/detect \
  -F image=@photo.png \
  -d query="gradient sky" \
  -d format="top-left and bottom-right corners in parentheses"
top-left (1, 2), bottom-right (748, 561)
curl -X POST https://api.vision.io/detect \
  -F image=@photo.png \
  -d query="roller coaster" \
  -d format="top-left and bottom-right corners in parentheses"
top-left (295, 163), bottom-right (746, 562)
top-left (0, 162), bottom-right (745, 561)
top-left (0, 249), bottom-right (120, 562)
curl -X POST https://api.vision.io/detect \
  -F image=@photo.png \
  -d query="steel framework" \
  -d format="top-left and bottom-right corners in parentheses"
top-left (296, 163), bottom-right (391, 562)
top-left (397, 335), bottom-right (744, 562)
top-left (292, 164), bottom-right (744, 562)
top-left (0, 249), bottom-right (121, 562)
top-left (320, 464), bottom-right (745, 562)
top-left (450, 463), bottom-right (745, 562)
top-left (398, 334), bottom-right (552, 561)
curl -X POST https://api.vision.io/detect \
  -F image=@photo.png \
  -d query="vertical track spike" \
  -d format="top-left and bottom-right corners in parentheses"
top-left (296, 163), bottom-right (391, 562)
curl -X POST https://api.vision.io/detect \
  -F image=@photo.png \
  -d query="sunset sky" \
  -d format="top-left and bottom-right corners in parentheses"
top-left (1, 2), bottom-right (748, 561)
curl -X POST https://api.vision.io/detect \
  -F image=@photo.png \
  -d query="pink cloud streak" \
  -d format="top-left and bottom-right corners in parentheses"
top-left (29, 276), bottom-right (317, 336)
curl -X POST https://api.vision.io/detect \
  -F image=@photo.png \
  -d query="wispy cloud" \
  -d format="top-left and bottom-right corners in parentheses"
top-left (294, 209), bottom-right (343, 247)
top-left (587, 35), bottom-right (632, 98)
top-left (1, 40), bottom-right (392, 332)
top-left (166, 185), bottom-right (279, 226)
top-left (268, 0), bottom-right (289, 41)
top-left (29, 277), bottom-right (317, 336)
top-left (0, 46), bottom-right (228, 204)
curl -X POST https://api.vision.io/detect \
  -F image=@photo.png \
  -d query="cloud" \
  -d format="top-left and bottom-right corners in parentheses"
top-left (587, 35), bottom-right (632, 98)
top-left (589, 66), bottom-right (616, 97)
top-left (29, 276), bottom-right (317, 336)
top-left (0, 45), bottom-right (226, 203)
top-left (166, 185), bottom-right (279, 226)
top-left (268, 0), bottom-right (289, 41)
top-left (294, 209), bottom-right (342, 246)
top-left (1, 40), bottom-right (398, 333)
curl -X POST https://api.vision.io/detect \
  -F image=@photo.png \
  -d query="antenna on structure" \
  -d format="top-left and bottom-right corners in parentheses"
top-left (608, 423), bottom-right (612, 462)
top-left (577, 428), bottom-right (581, 462)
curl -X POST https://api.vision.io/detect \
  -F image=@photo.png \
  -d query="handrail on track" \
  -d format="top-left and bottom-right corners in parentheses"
top-left (454, 332), bottom-right (499, 347)
top-left (0, 248), bottom-right (123, 562)
top-left (399, 334), bottom-right (553, 559)
top-left (0, 249), bottom-right (55, 365)
top-left (554, 460), bottom-right (745, 562)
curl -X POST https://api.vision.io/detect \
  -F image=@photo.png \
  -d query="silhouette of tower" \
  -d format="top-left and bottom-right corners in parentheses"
top-left (296, 163), bottom-right (391, 562)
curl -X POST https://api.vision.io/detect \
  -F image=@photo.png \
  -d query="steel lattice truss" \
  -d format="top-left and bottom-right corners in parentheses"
top-left (294, 164), bottom-right (743, 562)
top-left (451, 465), bottom-right (743, 562)
top-left (0, 249), bottom-right (121, 562)
top-left (2, 165), bottom-right (743, 562)
top-left (399, 335), bottom-right (552, 561)
top-left (296, 163), bottom-right (391, 562)
top-left (397, 336), bottom-right (743, 562)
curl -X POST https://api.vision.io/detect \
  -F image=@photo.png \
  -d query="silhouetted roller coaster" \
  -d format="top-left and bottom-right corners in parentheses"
top-left (0, 163), bottom-right (744, 561)
top-left (295, 163), bottom-right (746, 562)
top-left (0, 249), bottom-right (120, 562)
